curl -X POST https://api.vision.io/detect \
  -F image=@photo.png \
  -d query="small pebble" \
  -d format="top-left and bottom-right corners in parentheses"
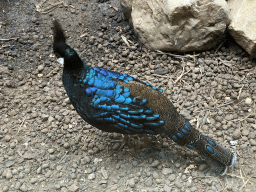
top-left (152, 172), bottom-right (159, 179)
top-left (164, 185), bottom-right (172, 192)
top-left (233, 129), bottom-right (241, 140)
top-left (4, 135), bottom-right (11, 142)
top-left (151, 160), bottom-right (160, 167)
top-left (175, 181), bottom-right (183, 189)
top-left (132, 161), bottom-right (138, 167)
top-left (162, 168), bottom-right (173, 175)
top-left (154, 68), bottom-right (169, 75)
top-left (127, 178), bottom-right (135, 188)
top-left (30, 178), bottom-right (37, 184)
top-left (64, 142), bottom-right (70, 149)
top-left (3, 186), bottom-right (9, 192)
top-left (88, 173), bottom-right (95, 180)
top-left (242, 129), bottom-right (250, 136)
top-left (145, 177), bottom-right (153, 187)
top-left (252, 146), bottom-right (256, 152)
top-left (198, 164), bottom-right (207, 172)
top-left (250, 139), bottom-right (256, 146)
top-left (37, 167), bottom-right (42, 174)
top-left (20, 184), bottom-right (28, 192)
top-left (42, 163), bottom-right (49, 169)
top-left (245, 98), bottom-right (252, 105)
top-left (168, 174), bottom-right (176, 182)
top-left (41, 128), bottom-right (49, 133)
top-left (10, 142), bottom-right (16, 148)
top-left (68, 184), bottom-right (79, 192)
top-left (230, 140), bottom-right (238, 146)
top-left (225, 114), bottom-right (233, 121)
top-left (38, 65), bottom-right (44, 72)
top-left (48, 148), bottom-right (55, 154)
top-left (15, 182), bottom-right (21, 190)
top-left (101, 167), bottom-right (108, 179)
top-left (5, 171), bottom-right (13, 179)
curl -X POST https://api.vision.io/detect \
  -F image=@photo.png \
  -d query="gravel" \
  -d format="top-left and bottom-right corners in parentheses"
top-left (0, 0), bottom-right (255, 191)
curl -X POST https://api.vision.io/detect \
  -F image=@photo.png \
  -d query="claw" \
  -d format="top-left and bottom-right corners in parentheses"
top-left (108, 134), bottom-right (133, 152)
top-left (143, 134), bottom-right (161, 151)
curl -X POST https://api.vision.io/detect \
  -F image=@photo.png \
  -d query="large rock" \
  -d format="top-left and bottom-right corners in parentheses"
top-left (228, 0), bottom-right (256, 58)
top-left (121, 0), bottom-right (229, 52)
top-left (120, 0), bottom-right (133, 26)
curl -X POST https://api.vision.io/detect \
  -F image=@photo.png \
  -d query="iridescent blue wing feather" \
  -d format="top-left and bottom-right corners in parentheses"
top-left (81, 67), bottom-right (164, 135)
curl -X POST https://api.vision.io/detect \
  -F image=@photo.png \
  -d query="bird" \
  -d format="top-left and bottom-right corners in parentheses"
top-left (52, 20), bottom-right (236, 175)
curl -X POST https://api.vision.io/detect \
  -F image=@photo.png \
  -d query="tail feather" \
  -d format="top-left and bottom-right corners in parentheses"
top-left (204, 154), bottom-right (228, 175)
top-left (189, 134), bottom-right (235, 166)
top-left (168, 118), bottom-right (236, 175)
top-left (187, 133), bottom-right (236, 174)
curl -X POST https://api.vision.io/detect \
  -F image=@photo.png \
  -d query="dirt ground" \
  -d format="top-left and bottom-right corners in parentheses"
top-left (0, 0), bottom-right (256, 191)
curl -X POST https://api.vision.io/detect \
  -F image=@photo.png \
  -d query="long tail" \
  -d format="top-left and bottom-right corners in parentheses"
top-left (187, 130), bottom-right (236, 175)
top-left (169, 119), bottom-right (236, 175)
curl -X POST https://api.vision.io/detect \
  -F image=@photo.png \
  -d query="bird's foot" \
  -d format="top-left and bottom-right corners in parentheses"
top-left (141, 134), bottom-right (161, 151)
top-left (107, 134), bottom-right (133, 152)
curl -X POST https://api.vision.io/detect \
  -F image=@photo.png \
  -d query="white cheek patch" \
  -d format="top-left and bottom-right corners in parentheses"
top-left (57, 58), bottom-right (64, 65)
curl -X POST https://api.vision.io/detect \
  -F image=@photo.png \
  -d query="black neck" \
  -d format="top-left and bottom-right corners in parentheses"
top-left (63, 49), bottom-right (84, 70)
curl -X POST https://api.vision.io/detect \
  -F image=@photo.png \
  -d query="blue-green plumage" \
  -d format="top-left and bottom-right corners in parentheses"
top-left (52, 20), bottom-right (236, 175)
top-left (62, 65), bottom-right (163, 135)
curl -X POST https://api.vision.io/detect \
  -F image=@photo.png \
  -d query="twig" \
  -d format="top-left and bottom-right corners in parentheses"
top-left (174, 66), bottom-right (185, 84)
top-left (121, 35), bottom-right (130, 47)
top-left (218, 186), bottom-right (227, 192)
top-left (231, 113), bottom-right (253, 122)
top-left (237, 84), bottom-right (244, 100)
top-left (36, 0), bottom-right (69, 14)
top-left (246, 68), bottom-right (256, 76)
top-left (193, 51), bottom-right (197, 64)
top-left (240, 167), bottom-right (245, 184)
top-left (152, 74), bottom-right (169, 78)
top-left (174, 66), bottom-right (191, 84)
top-left (239, 176), bottom-right (252, 191)
top-left (0, 38), bottom-right (17, 41)
top-left (127, 39), bottom-right (135, 45)
top-left (227, 174), bottom-right (255, 185)
top-left (213, 100), bottom-right (234, 109)
top-left (45, 67), bottom-right (61, 78)
top-left (17, 117), bottom-right (26, 134)
top-left (214, 40), bottom-right (226, 54)
top-left (196, 115), bottom-right (200, 129)
top-left (17, 150), bottom-right (23, 157)
top-left (7, 101), bottom-right (15, 112)
top-left (181, 79), bottom-right (189, 85)
top-left (109, 5), bottom-right (119, 11)
top-left (201, 111), bottom-right (209, 126)
top-left (80, 33), bottom-right (87, 38)
top-left (156, 50), bottom-right (199, 58)
top-left (57, 151), bottom-right (68, 164)
top-left (193, 100), bottom-right (234, 113)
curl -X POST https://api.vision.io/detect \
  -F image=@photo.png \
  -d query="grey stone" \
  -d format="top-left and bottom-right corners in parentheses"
top-left (68, 184), bottom-right (79, 192)
top-left (162, 168), bottom-right (173, 175)
top-left (145, 177), bottom-right (153, 187)
top-left (121, 0), bottom-right (229, 52)
top-left (88, 173), bottom-right (96, 180)
top-left (127, 178), bottom-right (135, 188)
top-left (228, 0), bottom-right (256, 58)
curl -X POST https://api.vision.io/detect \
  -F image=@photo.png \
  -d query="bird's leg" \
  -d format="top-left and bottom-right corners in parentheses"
top-left (108, 134), bottom-right (133, 152)
top-left (142, 134), bottom-right (161, 151)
